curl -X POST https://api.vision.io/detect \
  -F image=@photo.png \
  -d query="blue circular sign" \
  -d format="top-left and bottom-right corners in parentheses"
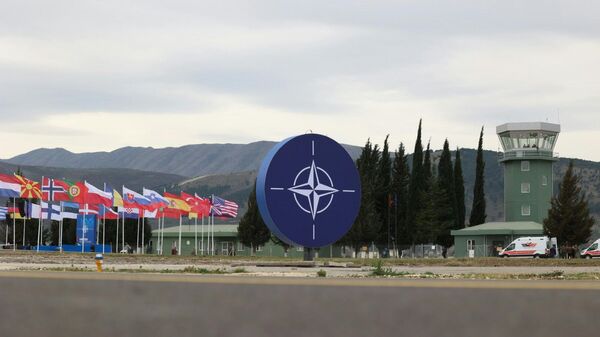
top-left (256, 134), bottom-right (361, 248)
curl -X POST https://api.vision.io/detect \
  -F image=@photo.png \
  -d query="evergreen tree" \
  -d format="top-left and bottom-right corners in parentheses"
top-left (237, 181), bottom-right (271, 255)
top-left (454, 148), bottom-right (466, 228)
top-left (423, 141), bottom-right (432, 185)
top-left (391, 143), bottom-right (410, 246)
top-left (375, 135), bottom-right (392, 249)
top-left (406, 120), bottom-right (424, 245)
top-left (544, 161), bottom-right (595, 249)
top-left (469, 127), bottom-right (487, 226)
top-left (435, 140), bottom-right (458, 249)
top-left (341, 139), bottom-right (381, 254)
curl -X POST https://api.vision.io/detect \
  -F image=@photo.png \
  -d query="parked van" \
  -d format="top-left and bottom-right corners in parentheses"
top-left (498, 237), bottom-right (552, 258)
top-left (580, 239), bottom-right (600, 259)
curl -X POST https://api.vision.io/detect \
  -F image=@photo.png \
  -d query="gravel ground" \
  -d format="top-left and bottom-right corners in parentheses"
top-left (3, 251), bottom-right (600, 277)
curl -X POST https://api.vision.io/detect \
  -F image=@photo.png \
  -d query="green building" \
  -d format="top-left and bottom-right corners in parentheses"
top-left (497, 122), bottom-right (560, 223)
top-left (452, 122), bottom-right (560, 257)
top-left (452, 221), bottom-right (544, 257)
top-left (150, 224), bottom-right (344, 258)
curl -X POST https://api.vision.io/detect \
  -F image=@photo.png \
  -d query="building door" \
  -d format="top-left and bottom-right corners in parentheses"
top-left (221, 241), bottom-right (233, 256)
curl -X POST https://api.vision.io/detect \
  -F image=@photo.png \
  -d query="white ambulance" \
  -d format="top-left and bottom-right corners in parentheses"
top-left (498, 237), bottom-right (552, 258)
top-left (580, 239), bottom-right (600, 259)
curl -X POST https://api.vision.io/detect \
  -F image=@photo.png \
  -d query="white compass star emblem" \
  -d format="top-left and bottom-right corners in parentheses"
top-left (288, 160), bottom-right (339, 220)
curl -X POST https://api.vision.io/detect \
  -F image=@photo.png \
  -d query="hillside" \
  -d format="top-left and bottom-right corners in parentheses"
top-left (4, 142), bottom-right (363, 178)
top-left (0, 162), bottom-right (186, 191)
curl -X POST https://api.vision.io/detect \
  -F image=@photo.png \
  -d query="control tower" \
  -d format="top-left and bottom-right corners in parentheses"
top-left (497, 122), bottom-right (560, 224)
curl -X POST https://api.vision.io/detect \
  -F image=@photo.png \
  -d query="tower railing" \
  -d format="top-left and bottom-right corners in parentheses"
top-left (498, 150), bottom-right (559, 161)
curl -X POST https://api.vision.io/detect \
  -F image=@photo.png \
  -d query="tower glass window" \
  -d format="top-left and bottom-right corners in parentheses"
top-left (521, 161), bottom-right (530, 171)
top-left (521, 205), bottom-right (531, 216)
top-left (521, 182), bottom-right (531, 194)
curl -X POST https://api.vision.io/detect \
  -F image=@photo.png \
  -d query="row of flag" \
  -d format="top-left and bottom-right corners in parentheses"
top-left (0, 173), bottom-right (238, 221)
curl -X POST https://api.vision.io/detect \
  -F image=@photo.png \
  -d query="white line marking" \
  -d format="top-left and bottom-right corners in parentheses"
top-left (312, 141), bottom-right (315, 156)
top-left (270, 188), bottom-right (285, 191)
top-left (312, 224), bottom-right (315, 240)
top-left (342, 190), bottom-right (355, 193)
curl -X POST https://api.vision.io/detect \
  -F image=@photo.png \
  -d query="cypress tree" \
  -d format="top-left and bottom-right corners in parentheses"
top-left (375, 135), bottom-right (392, 249)
top-left (406, 120), bottom-right (424, 245)
top-left (435, 140), bottom-right (457, 249)
top-left (454, 148), bottom-right (466, 228)
top-left (341, 139), bottom-right (381, 254)
top-left (423, 141), bottom-right (432, 186)
top-left (391, 143), bottom-right (410, 246)
top-left (544, 161), bottom-right (595, 250)
top-left (238, 180), bottom-right (271, 255)
top-left (469, 127), bottom-right (487, 226)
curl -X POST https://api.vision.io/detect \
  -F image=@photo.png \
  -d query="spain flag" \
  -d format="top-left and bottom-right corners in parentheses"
top-left (14, 175), bottom-right (43, 199)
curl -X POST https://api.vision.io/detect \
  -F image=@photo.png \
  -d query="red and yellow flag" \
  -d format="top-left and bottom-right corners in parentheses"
top-left (14, 175), bottom-right (43, 199)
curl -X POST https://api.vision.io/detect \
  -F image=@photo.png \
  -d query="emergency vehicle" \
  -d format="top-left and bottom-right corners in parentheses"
top-left (580, 239), bottom-right (600, 259)
top-left (498, 237), bottom-right (552, 258)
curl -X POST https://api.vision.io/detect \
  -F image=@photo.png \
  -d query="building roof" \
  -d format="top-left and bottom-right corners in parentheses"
top-left (451, 221), bottom-right (544, 236)
top-left (152, 224), bottom-right (239, 238)
top-left (496, 122), bottom-right (560, 134)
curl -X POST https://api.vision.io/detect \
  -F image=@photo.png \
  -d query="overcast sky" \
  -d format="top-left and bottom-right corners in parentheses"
top-left (1, 1), bottom-right (599, 160)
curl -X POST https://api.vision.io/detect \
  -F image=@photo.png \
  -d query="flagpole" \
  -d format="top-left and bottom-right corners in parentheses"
top-left (116, 209), bottom-right (120, 254)
top-left (201, 215), bottom-right (204, 256)
top-left (194, 216), bottom-right (198, 255)
top-left (102, 210), bottom-right (106, 255)
top-left (121, 209), bottom-right (125, 253)
top-left (83, 181), bottom-right (88, 254)
top-left (12, 198), bottom-right (16, 251)
top-left (141, 213), bottom-right (145, 255)
top-left (22, 208), bottom-right (26, 247)
top-left (59, 202), bottom-right (63, 253)
top-left (12, 198), bottom-right (15, 251)
top-left (178, 214), bottom-right (182, 256)
top-left (37, 176), bottom-right (43, 252)
top-left (136, 210), bottom-right (140, 254)
top-left (212, 212), bottom-right (215, 256)
top-left (161, 211), bottom-right (165, 255)
top-left (96, 212), bottom-right (100, 245)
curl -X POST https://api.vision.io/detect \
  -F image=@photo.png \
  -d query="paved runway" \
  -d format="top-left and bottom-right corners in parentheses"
top-left (1, 271), bottom-right (599, 337)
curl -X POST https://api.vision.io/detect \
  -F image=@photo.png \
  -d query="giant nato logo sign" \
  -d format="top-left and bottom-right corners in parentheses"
top-left (257, 134), bottom-right (361, 248)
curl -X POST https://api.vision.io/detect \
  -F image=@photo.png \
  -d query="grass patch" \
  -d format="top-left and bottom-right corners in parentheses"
top-left (371, 260), bottom-right (411, 277)
top-left (317, 269), bottom-right (327, 278)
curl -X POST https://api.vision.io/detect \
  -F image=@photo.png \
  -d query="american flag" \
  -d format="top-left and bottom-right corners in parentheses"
top-left (211, 196), bottom-right (238, 218)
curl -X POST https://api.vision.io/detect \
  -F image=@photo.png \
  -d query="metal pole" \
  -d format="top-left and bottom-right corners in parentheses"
top-left (116, 211), bottom-right (119, 253)
top-left (211, 212), bottom-right (215, 256)
top-left (201, 215), bottom-right (204, 255)
top-left (178, 215), bottom-right (182, 256)
top-left (59, 202), bottom-right (63, 253)
top-left (141, 215), bottom-right (145, 254)
top-left (194, 216), bottom-right (198, 255)
top-left (136, 211), bottom-right (140, 254)
top-left (12, 198), bottom-right (16, 251)
top-left (22, 217), bottom-right (26, 247)
top-left (121, 211), bottom-right (125, 253)
top-left (102, 213), bottom-right (106, 255)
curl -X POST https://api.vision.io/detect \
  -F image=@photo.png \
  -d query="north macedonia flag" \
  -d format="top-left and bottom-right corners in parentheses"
top-left (14, 175), bottom-right (43, 199)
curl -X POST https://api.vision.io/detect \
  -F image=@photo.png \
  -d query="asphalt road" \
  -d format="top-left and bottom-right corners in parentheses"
top-left (1, 272), bottom-right (599, 337)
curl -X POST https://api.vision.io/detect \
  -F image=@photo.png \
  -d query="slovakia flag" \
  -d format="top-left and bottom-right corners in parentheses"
top-left (123, 186), bottom-right (152, 210)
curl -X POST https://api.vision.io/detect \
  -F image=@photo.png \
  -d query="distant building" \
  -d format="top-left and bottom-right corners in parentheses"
top-left (150, 224), bottom-right (343, 258)
top-left (452, 122), bottom-right (560, 257)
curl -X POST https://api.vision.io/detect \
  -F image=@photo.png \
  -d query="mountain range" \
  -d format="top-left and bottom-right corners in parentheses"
top-left (2, 143), bottom-right (599, 235)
